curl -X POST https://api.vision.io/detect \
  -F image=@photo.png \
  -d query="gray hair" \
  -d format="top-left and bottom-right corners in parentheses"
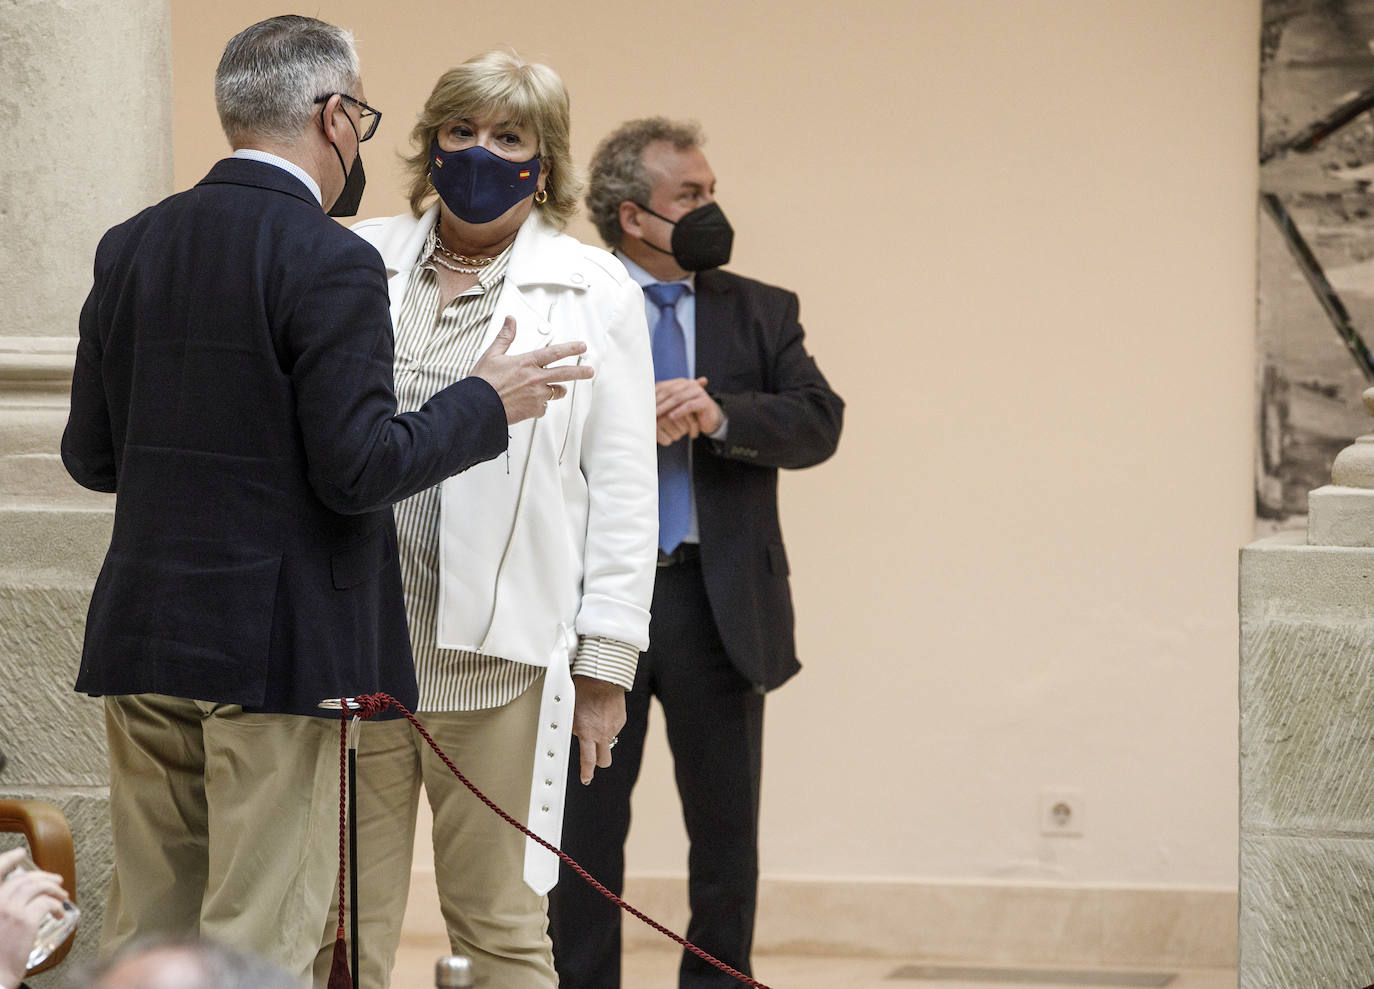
top-left (585, 117), bottom-right (704, 249)
top-left (77, 936), bottom-right (303, 989)
top-left (214, 15), bottom-right (360, 147)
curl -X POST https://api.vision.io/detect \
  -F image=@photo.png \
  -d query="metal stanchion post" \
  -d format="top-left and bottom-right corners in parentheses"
top-left (434, 954), bottom-right (475, 988)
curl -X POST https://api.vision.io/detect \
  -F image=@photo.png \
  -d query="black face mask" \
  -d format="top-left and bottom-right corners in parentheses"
top-left (635, 201), bottom-right (733, 271)
top-left (325, 110), bottom-right (366, 218)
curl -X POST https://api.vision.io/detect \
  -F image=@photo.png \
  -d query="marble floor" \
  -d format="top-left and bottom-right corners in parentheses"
top-left (391, 934), bottom-right (1237, 988)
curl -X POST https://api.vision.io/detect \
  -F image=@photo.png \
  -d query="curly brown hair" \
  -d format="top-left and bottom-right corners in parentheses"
top-left (585, 117), bottom-right (704, 248)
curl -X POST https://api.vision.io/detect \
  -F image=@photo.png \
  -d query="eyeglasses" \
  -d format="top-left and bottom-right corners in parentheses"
top-left (314, 93), bottom-right (381, 142)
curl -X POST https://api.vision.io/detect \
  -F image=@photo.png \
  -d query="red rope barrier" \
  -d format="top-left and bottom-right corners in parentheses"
top-left (340, 693), bottom-right (772, 989)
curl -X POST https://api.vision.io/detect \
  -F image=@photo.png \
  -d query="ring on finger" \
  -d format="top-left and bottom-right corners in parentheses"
top-left (608, 736), bottom-right (619, 749)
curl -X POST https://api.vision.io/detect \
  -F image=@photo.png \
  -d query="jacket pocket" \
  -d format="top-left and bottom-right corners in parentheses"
top-left (768, 542), bottom-right (790, 577)
top-left (331, 524), bottom-right (395, 589)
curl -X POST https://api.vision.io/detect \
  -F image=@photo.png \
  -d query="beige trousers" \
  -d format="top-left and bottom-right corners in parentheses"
top-left (102, 694), bottom-right (340, 980)
top-left (312, 676), bottom-right (556, 989)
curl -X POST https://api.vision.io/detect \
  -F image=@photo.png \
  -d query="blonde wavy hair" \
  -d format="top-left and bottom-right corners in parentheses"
top-left (403, 49), bottom-right (580, 228)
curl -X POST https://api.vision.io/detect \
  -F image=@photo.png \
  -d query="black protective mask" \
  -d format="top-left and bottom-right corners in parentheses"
top-left (635, 201), bottom-right (733, 271)
top-left (326, 112), bottom-right (366, 218)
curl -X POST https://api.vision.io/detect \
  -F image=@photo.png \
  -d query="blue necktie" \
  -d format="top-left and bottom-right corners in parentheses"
top-left (645, 282), bottom-right (690, 554)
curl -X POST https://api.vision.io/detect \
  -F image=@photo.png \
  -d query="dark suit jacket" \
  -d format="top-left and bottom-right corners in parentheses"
top-left (692, 268), bottom-right (844, 691)
top-left (62, 158), bottom-right (507, 716)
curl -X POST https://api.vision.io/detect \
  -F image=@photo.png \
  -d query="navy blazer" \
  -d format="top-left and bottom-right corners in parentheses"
top-left (62, 158), bottom-right (507, 716)
top-left (692, 268), bottom-right (844, 691)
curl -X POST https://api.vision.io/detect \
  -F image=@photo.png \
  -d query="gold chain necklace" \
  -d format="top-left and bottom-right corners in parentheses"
top-left (430, 251), bottom-right (488, 275)
top-left (433, 229), bottom-right (498, 272)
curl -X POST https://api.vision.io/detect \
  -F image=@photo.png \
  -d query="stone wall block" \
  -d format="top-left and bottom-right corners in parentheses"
top-left (0, 452), bottom-right (111, 503)
top-left (0, 405), bottom-right (67, 456)
top-left (1240, 616), bottom-right (1374, 832)
top-left (1, 507), bottom-right (114, 587)
top-left (0, 585), bottom-right (107, 786)
top-left (1239, 835), bottom-right (1374, 989)
top-left (1240, 533), bottom-right (1374, 618)
top-left (1308, 485), bottom-right (1374, 546)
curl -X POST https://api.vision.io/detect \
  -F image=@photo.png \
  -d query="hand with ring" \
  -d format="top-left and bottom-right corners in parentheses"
top-left (468, 316), bottom-right (593, 423)
top-left (571, 674), bottom-right (628, 784)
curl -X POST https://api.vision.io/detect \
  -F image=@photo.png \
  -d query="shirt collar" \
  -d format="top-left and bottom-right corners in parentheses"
top-left (232, 149), bottom-right (322, 206)
top-left (617, 252), bottom-right (693, 294)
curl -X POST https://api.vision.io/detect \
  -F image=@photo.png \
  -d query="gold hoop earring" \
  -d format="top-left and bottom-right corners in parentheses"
top-left (533, 189), bottom-right (548, 205)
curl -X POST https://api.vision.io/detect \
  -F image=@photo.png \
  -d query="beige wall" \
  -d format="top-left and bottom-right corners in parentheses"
top-left (172, 0), bottom-right (1258, 891)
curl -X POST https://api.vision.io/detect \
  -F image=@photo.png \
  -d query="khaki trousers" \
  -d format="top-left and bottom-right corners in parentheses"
top-left (102, 694), bottom-right (340, 980)
top-left (312, 676), bottom-right (556, 989)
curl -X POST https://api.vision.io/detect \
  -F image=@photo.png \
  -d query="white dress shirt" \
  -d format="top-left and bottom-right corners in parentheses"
top-left (231, 148), bottom-right (322, 205)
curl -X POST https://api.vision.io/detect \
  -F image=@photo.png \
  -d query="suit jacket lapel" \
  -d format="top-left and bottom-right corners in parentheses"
top-left (693, 270), bottom-right (732, 385)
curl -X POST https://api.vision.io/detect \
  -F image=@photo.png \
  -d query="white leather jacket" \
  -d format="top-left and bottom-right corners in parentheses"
top-left (352, 205), bottom-right (657, 890)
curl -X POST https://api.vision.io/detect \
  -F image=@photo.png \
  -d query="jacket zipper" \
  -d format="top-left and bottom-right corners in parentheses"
top-left (477, 417), bottom-right (538, 651)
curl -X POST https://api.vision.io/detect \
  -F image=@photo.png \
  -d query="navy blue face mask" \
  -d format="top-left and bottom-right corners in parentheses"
top-left (429, 140), bottom-right (541, 224)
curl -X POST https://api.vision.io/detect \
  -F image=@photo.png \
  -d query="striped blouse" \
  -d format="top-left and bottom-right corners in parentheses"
top-left (392, 223), bottom-right (639, 712)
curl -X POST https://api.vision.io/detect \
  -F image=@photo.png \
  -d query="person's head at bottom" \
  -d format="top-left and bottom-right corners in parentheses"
top-left (83, 937), bottom-right (301, 989)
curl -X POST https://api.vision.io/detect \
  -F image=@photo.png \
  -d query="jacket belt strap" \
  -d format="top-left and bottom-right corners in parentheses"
top-left (522, 627), bottom-right (576, 893)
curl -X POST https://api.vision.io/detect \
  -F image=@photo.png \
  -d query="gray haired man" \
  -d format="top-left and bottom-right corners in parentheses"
top-left (86, 938), bottom-right (302, 989)
top-left (63, 15), bottom-right (590, 977)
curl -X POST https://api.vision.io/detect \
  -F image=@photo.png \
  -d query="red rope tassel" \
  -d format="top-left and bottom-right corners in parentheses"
top-left (325, 938), bottom-right (351, 989)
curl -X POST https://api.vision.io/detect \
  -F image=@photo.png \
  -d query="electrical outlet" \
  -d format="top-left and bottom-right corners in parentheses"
top-left (1039, 787), bottom-right (1085, 837)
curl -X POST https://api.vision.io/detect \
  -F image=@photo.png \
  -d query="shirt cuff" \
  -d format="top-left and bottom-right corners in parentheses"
top-left (708, 411), bottom-right (729, 441)
top-left (571, 635), bottom-right (639, 690)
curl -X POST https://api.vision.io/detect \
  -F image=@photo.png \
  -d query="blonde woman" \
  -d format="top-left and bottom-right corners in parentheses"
top-left (313, 50), bottom-right (656, 989)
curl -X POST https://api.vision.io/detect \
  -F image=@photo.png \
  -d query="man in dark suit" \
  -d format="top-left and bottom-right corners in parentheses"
top-left (61, 16), bottom-right (591, 978)
top-left (548, 118), bottom-right (844, 988)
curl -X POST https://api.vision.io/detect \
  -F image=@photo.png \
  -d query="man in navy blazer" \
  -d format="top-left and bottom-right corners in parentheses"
top-left (548, 118), bottom-right (844, 988)
top-left (61, 16), bottom-right (591, 977)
